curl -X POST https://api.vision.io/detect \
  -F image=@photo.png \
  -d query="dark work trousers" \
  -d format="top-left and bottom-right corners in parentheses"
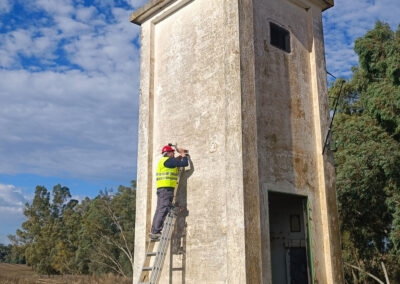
top-left (151, 187), bottom-right (174, 234)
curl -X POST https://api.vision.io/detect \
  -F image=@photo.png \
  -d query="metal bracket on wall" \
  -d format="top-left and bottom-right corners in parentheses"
top-left (322, 78), bottom-right (345, 155)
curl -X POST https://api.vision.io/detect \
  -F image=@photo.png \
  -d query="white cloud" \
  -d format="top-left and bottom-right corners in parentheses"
top-left (0, 26), bottom-right (61, 68)
top-left (55, 15), bottom-right (93, 36)
top-left (34, 0), bottom-right (75, 16)
top-left (0, 68), bottom-right (139, 180)
top-left (0, 29), bottom-right (32, 67)
top-left (0, 184), bottom-right (28, 209)
top-left (75, 5), bottom-right (98, 22)
top-left (0, 0), bottom-right (12, 14)
top-left (323, 0), bottom-right (400, 78)
top-left (0, 1), bottom-right (143, 181)
top-left (0, 184), bottom-right (30, 244)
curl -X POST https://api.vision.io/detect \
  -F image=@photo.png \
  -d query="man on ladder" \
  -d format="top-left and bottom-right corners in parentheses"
top-left (150, 145), bottom-right (188, 239)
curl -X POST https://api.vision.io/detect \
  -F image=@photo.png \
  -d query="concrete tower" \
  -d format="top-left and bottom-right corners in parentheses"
top-left (130, 0), bottom-right (343, 283)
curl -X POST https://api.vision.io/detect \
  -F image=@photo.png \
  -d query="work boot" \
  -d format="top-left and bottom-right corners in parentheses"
top-left (150, 232), bottom-right (161, 239)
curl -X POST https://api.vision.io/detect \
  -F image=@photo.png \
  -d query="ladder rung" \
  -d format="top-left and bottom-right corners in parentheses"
top-left (139, 207), bottom-right (177, 284)
top-left (172, 267), bottom-right (183, 271)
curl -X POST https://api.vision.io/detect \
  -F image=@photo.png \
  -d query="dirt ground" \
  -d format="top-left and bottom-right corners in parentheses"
top-left (0, 263), bottom-right (131, 284)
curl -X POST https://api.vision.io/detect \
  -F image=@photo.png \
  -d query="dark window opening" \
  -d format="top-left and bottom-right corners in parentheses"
top-left (270, 22), bottom-right (291, 53)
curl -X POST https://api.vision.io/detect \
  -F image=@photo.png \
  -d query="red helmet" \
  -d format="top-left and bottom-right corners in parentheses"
top-left (161, 145), bottom-right (175, 154)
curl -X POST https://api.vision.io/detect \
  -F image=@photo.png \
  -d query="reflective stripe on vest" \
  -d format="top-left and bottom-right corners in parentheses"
top-left (156, 172), bottom-right (178, 176)
top-left (156, 157), bottom-right (178, 188)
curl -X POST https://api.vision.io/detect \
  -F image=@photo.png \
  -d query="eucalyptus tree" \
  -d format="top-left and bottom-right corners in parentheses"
top-left (330, 22), bottom-right (400, 282)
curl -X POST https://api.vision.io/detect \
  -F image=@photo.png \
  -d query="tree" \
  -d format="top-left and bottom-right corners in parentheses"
top-left (0, 244), bottom-right (12, 262)
top-left (6, 235), bottom-right (26, 264)
top-left (21, 185), bottom-right (57, 275)
top-left (9, 181), bottom-right (136, 280)
top-left (330, 22), bottom-right (400, 282)
top-left (51, 198), bottom-right (82, 274)
top-left (13, 184), bottom-right (81, 275)
top-left (84, 182), bottom-right (136, 282)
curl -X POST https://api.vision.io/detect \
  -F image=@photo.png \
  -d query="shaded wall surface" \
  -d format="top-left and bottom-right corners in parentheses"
top-left (252, 0), bottom-right (343, 283)
top-left (131, 0), bottom-right (343, 283)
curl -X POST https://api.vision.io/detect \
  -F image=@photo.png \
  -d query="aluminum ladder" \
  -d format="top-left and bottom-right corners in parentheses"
top-left (138, 206), bottom-right (178, 284)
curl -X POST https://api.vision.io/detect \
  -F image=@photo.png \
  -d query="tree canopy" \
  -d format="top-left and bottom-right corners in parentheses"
top-left (5, 182), bottom-right (136, 279)
top-left (330, 21), bottom-right (400, 282)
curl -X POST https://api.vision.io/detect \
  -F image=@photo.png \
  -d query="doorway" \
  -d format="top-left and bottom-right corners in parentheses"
top-left (268, 191), bottom-right (312, 284)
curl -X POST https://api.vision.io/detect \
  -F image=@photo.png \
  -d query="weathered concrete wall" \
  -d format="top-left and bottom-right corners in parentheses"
top-left (253, 0), bottom-right (343, 283)
top-left (131, 0), bottom-right (342, 283)
top-left (133, 0), bottom-right (249, 283)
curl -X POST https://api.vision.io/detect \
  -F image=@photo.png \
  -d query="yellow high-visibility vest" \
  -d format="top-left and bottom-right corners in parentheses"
top-left (156, 157), bottom-right (178, 188)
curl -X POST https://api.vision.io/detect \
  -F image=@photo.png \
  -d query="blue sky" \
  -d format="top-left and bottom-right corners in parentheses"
top-left (0, 0), bottom-right (399, 244)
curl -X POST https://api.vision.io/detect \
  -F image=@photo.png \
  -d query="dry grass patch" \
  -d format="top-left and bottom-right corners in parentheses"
top-left (0, 263), bottom-right (130, 284)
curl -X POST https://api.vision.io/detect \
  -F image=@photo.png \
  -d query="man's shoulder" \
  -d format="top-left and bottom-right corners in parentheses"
top-left (163, 157), bottom-right (177, 168)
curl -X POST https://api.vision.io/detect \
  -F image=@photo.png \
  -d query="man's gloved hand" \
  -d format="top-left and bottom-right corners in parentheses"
top-left (177, 148), bottom-right (186, 157)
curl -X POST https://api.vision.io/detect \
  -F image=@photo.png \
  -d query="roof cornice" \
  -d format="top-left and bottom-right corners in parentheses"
top-left (314, 0), bottom-right (334, 11)
top-left (130, 0), bottom-right (178, 25)
top-left (130, 0), bottom-right (334, 25)
top-left (288, 0), bottom-right (334, 11)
